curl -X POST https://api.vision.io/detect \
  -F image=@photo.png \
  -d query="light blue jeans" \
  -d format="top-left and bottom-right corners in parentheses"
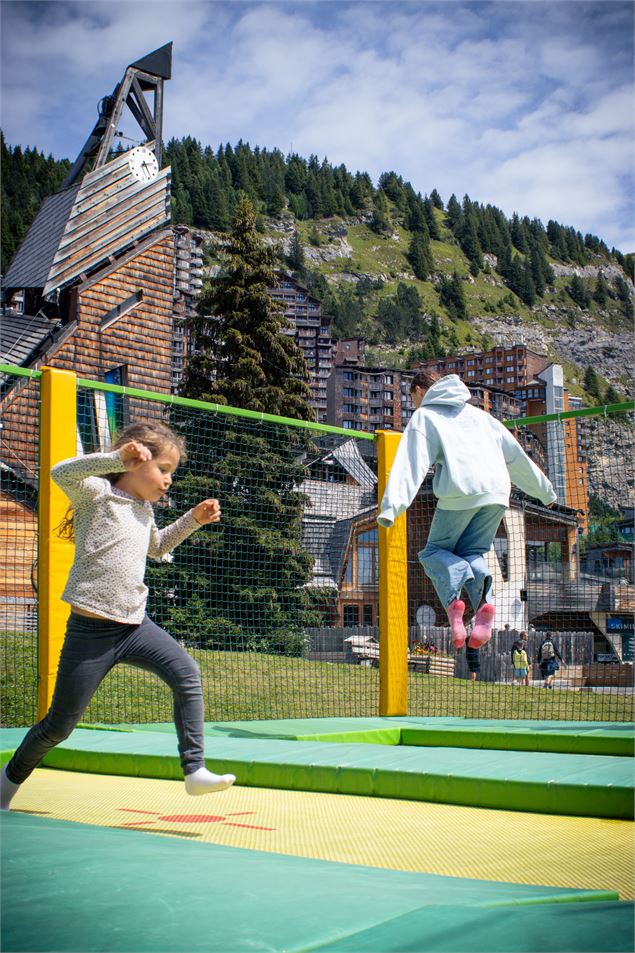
top-left (418, 504), bottom-right (507, 611)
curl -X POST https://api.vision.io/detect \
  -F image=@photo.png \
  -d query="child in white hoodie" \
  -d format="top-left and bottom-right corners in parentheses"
top-left (377, 371), bottom-right (557, 649)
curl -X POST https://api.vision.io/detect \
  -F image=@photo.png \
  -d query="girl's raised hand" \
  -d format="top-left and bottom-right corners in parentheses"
top-left (192, 499), bottom-right (222, 525)
top-left (119, 441), bottom-right (153, 469)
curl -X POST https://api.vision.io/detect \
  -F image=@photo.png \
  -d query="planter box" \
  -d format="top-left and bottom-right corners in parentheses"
top-left (409, 656), bottom-right (455, 677)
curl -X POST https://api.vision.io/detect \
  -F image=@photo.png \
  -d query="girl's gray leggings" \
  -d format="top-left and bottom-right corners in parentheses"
top-left (5, 613), bottom-right (205, 784)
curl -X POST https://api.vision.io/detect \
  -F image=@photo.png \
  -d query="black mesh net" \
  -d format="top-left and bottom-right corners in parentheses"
top-left (1, 368), bottom-right (632, 727)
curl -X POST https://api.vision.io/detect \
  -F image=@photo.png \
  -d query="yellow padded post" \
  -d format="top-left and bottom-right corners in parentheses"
top-left (376, 430), bottom-right (408, 716)
top-left (37, 367), bottom-right (77, 718)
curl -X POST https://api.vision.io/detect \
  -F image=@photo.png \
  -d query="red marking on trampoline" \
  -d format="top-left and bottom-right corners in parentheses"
top-left (117, 808), bottom-right (275, 830)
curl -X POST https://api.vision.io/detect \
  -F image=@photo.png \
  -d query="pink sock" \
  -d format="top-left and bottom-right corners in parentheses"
top-left (447, 599), bottom-right (467, 649)
top-left (468, 603), bottom-right (495, 648)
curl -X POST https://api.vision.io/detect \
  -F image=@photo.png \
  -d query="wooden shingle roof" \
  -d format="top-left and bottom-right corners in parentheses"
top-left (0, 310), bottom-right (59, 372)
top-left (3, 187), bottom-right (80, 290)
top-left (3, 143), bottom-right (170, 298)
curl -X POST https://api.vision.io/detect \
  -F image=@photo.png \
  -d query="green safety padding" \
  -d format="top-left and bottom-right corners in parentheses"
top-left (1, 727), bottom-right (631, 818)
top-left (1, 813), bottom-right (619, 953)
top-left (129, 717), bottom-right (635, 756)
top-left (313, 901), bottom-right (635, 953)
top-left (399, 725), bottom-right (634, 757)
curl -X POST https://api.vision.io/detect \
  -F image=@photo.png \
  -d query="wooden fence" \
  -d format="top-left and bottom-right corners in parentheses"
top-left (304, 625), bottom-right (602, 685)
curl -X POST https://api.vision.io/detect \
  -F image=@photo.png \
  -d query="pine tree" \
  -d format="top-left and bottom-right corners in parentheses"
top-left (287, 229), bottom-right (306, 273)
top-left (614, 276), bottom-right (633, 320)
top-left (445, 194), bottom-right (462, 233)
top-left (407, 230), bottom-right (434, 280)
top-left (156, 194), bottom-right (319, 654)
top-left (593, 271), bottom-right (609, 307)
top-left (584, 365), bottom-right (601, 400)
top-left (438, 271), bottom-right (468, 321)
top-left (567, 275), bottom-right (591, 309)
top-left (370, 189), bottom-right (392, 234)
top-left (422, 196), bottom-right (441, 240)
top-left (182, 194), bottom-right (312, 418)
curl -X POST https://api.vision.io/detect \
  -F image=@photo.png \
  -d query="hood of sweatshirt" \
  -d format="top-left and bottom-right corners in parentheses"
top-left (421, 374), bottom-right (471, 408)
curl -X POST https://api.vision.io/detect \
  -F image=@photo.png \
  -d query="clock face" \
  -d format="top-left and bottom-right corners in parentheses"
top-left (128, 147), bottom-right (159, 182)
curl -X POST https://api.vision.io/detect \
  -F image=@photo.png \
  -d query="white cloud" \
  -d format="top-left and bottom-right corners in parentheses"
top-left (1, 0), bottom-right (633, 250)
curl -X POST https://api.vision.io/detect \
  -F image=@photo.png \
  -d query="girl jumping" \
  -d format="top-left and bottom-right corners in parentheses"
top-left (1, 420), bottom-right (235, 810)
top-left (377, 371), bottom-right (557, 650)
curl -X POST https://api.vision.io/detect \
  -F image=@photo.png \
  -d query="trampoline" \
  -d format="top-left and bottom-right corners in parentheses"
top-left (2, 717), bottom-right (634, 953)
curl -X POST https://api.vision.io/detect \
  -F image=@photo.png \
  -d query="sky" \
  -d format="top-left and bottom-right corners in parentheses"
top-left (1, 0), bottom-right (633, 252)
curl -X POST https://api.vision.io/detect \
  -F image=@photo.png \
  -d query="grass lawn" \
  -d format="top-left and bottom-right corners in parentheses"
top-left (2, 633), bottom-right (632, 728)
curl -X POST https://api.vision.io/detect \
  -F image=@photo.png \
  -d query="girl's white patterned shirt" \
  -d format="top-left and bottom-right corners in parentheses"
top-left (52, 450), bottom-right (200, 624)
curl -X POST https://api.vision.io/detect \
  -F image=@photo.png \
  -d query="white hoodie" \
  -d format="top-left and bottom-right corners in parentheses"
top-left (377, 375), bottom-right (557, 528)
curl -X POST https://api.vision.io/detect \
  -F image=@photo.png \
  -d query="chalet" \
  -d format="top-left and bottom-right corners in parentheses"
top-left (1, 44), bottom-right (203, 483)
top-left (0, 45), bottom-right (203, 627)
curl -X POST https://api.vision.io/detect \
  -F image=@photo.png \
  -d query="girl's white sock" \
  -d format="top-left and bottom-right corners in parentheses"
top-left (1, 766), bottom-right (21, 811)
top-left (184, 767), bottom-right (236, 796)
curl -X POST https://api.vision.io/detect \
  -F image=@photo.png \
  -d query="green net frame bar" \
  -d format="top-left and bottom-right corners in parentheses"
top-left (2, 363), bottom-right (633, 429)
top-left (1, 363), bottom-right (633, 726)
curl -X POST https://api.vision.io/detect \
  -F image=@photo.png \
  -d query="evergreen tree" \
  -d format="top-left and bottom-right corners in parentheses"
top-left (458, 196), bottom-right (483, 273)
top-left (407, 230), bottom-right (434, 280)
top-left (429, 188), bottom-right (444, 209)
top-left (614, 276), bottom-right (633, 320)
top-left (160, 194), bottom-right (318, 653)
top-left (583, 365), bottom-right (601, 400)
top-left (376, 282), bottom-right (424, 343)
top-left (438, 271), bottom-right (468, 321)
top-left (182, 194), bottom-right (312, 417)
top-left (287, 229), bottom-right (306, 273)
top-left (593, 271), bottom-right (609, 307)
top-left (604, 384), bottom-right (620, 404)
top-left (370, 189), bottom-right (392, 234)
top-left (445, 194), bottom-right (462, 233)
top-left (567, 274), bottom-right (591, 309)
top-left (529, 246), bottom-right (546, 297)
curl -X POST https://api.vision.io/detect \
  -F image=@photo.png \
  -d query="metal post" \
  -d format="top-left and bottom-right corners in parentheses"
top-left (37, 368), bottom-right (77, 718)
top-left (376, 430), bottom-right (409, 716)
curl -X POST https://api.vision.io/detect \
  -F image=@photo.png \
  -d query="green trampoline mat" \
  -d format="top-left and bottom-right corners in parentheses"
top-left (129, 716), bottom-right (635, 756)
top-left (2, 812), bottom-right (629, 953)
top-left (1, 723), bottom-right (632, 818)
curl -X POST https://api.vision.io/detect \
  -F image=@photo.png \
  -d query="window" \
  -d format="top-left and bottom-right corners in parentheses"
top-left (357, 528), bottom-right (378, 587)
top-left (104, 365), bottom-right (128, 437)
top-left (344, 605), bottom-right (359, 626)
top-left (383, 391), bottom-right (393, 400)
top-left (384, 374), bottom-right (393, 384)
top-left (494, 536), bottom-right (509, 581)
top-left (363, 605), bottom-right (373, 626)
top-left (77, 389), bottom-right (99, 453)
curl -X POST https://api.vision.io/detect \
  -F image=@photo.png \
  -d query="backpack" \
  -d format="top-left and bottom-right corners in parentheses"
top-left (540, 640), bottom-right (555, 660)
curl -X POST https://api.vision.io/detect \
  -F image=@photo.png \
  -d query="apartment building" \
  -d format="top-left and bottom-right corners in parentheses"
top-left (417, 344), bottom-right (550, 390)
top-left (268, 272), bottom-right (334, 423)
top-left (327, 365), bottom-right (411, 431)
top-left (334, 338), bottom-right (366, 367)
top-left (415, 346), bottom-right (588, 523)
